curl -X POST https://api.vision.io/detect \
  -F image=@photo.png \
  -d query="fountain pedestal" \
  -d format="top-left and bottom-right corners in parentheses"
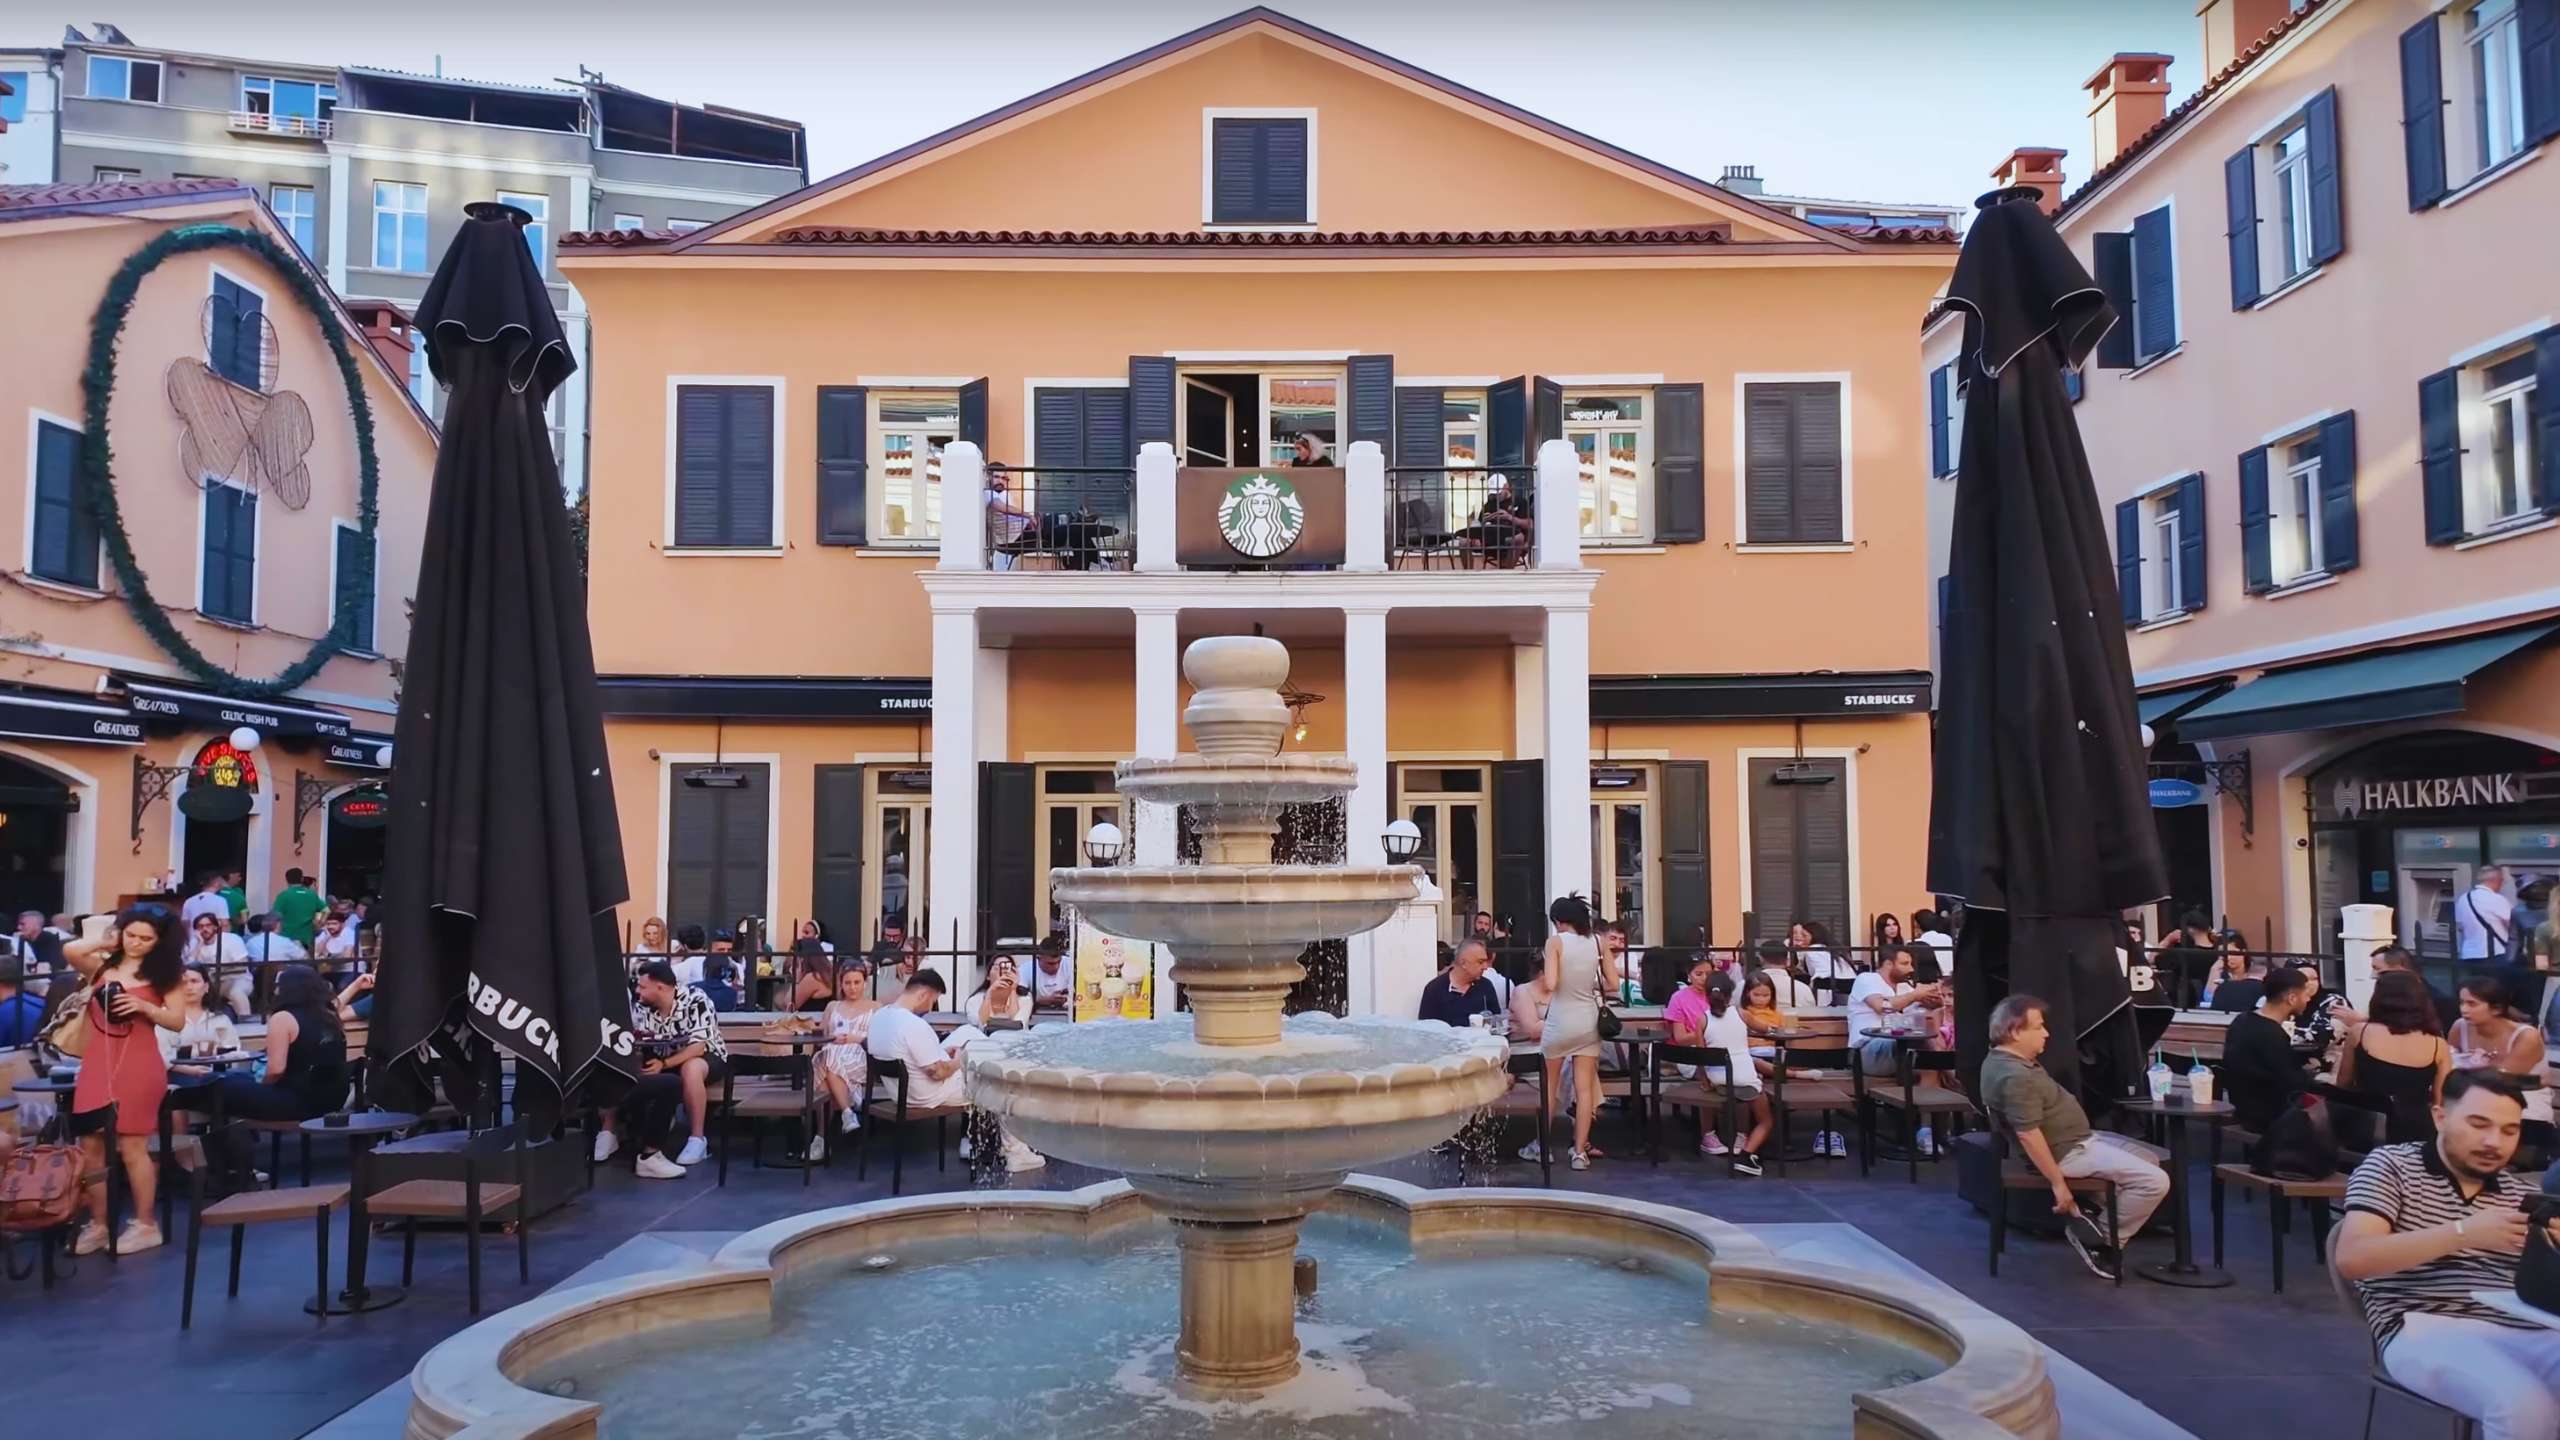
top-left (1173, 1216), bottom-right (1307, 1390)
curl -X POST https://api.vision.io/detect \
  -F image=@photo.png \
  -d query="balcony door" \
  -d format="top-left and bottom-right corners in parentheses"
top-left (865, 767), bottom-right (932, 941)
top-left (1591, 764), bottom-right (1657, 946)
top-left (1176, 366), bottom-right (1340, 467)
top-left (1397, 765), bottom-right (1488, 941)
top-left (1039, 767), bottom-right (1124, 934)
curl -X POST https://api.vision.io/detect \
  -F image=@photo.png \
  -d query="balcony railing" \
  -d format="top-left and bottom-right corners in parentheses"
top-left (985, 465), bottom-right (1136, 571)
top-left (230, 110), bottom-right (333, 139)
top-left (1385, 465), bottom-right (1534, 570)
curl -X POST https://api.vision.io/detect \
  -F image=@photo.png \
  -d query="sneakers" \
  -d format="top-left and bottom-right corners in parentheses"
top-left (1002, 1139), bottom-right (1046, 1172)
top-left (1828, 1130), bottom-right (1849, 1158)
top-left (591, 1128), bottom-right (620, 1164)
top-left (2063, 1215), bottom-right (2120, 1280)
top-left (72, 1221), bottom-right (110, 1256)
top-left (957, 1132), bottom-right (975, 1161)
top-left (805, 1134), bottom-right (827, 1163)
top-left (839, 1107), bottom-right (861, 1135)
top-left (1913, 1125), bottom-right (1936, 1156)
top-left (674, 1136), bottom-right (710, 1167)
top-left (1699, 1132), bottom-right (1731, 1157)
top-left (634, 1151), bottom-right (686, 1180)
top-left (1569, 1149), bottom-right (1592, 1171)
top-left (116, 1221), bottom-right (163, 1254)
top-left (1517, 1140), bottom-right (1544, 1163)
top-left (1732, 1151), bottom-right (1766, 1178)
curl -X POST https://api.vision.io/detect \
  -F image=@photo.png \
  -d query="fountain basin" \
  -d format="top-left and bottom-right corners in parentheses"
top-left (1113, 753), bottom-right (1361, 810)
top-left (1048, 864), bottom-right (1419, 954)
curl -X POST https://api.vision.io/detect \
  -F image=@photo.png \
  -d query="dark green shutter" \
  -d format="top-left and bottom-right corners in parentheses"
top-left (1929, 365), bottom-right (1952, 476)
top-left (811, 764), bottom-right (865, 947)
top-left (2419, 368), bottom-right (2464, 543)
top-left (674, 385), bottom-right (773, 548)
top-left (2224, 146), bottom-right (2260, 309)
top-left (815, 385), bottom-right (868, 546)
top-left (2538, 328), bottom-right (2560, 513)
top-left (1749, 758), bottom-right (1847, 951)
top-left (1660, 760), bottom-right (1709, 950)
top-left (2305, 87), bottom-right (2345, 265)
top-left (978, 762), bottom-right (1036, 940)
top-left (1128, 356), bottom-right (1175, 450)
top-left (2318, 410), bottom-right (2360, 571)
top-left (958, 377), bottom-right (988, 449)
top-left (2115, 497), bottom-right (2143, 626)
top-left (1346, 354), bottom-right (1393, 451)
top-left (1491, 760), bottom-right (1544, 945)
top-left (332, 525), bottom-right (375, 650)
top-left (30, 420), bottom-right (97, 588)
top-left (1653, 382), bottom-right (1705, 543)
top-left (2238, 446), bottom-right (2273, 594)
top-left (2133, 207), bottom-right (2177, 362)
top-left (2402, 17), bottom-right (2450, 209)
top-left (1531, 378), bottom-right (1564, 455)
top-left (668, 762), bottom-right (770, 934)
top-left (2522, 0), bottom-right (2560, 146)
top-left (1209, 118), bottom-right (1308, 224)
top-left (202, 487), bottom-right (256, 623)
top-left (2176, 472), bottom-right (2207, 612)
top-left (1487, 377), bottom-right (1527, 471)
top-left (1743, 384), bottom-right (1797, 544)
top-left (1393, 386), bottom-right (1446, 532)
top-left (210, 275), bottom-right (262, 389)
top-left (2093, 232), bottom-right (2137, 368)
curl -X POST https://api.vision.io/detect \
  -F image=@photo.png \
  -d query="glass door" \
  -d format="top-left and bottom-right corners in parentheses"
top-left (1040, 767), bottom-right (1124, 934)
top-left (1182, 379), bottom-right (1238, 467)
top-left (1261, 372), bottom-right (1341, 466)
top-left (866, 768), bottom-right (933, 943)
top-left (1590, 765), bottom-right (1656, 945)
top-left (1396, 766), bottom-right (1488, 941)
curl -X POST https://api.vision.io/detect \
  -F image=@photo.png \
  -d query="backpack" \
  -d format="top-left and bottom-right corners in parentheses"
top-left (0, 1142), bottom-right (85, 1233)
top-left (2252, 1092), bottom-right (2343, 1181)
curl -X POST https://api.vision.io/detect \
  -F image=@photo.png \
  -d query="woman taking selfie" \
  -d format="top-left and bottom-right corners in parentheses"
top-left (64, 906), bottom-right (187, 1254)
top-left (1541, 894), bottom-right (1619, 1172)
top-left (968, 955), bottom-right (1033, 1029)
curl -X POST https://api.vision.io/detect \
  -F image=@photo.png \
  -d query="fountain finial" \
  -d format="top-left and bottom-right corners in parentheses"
top-left (1181, 635), bottom-right (1292, 759)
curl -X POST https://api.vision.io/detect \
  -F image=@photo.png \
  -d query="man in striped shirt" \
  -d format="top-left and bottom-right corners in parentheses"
top-left (2338, 1069), bottom-right (2560, 1439)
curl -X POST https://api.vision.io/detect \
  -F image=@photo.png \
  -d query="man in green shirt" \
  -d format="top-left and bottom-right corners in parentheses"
top-left (219, 870), bottom-right (248, 925)
top-left (1980, 993), bottom-right (2171, 1280)
top-left (274, 868), bottom-right (325, 947)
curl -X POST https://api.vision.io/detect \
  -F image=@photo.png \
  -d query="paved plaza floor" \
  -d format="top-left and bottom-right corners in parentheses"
top-left (0, 1117), bottom-right (2389, 1439)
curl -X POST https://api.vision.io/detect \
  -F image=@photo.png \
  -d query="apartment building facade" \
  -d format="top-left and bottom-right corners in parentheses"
top-left (1926, 0), bottom-right (2560, 956)
top-left (12, 24), bottom-right (808, 493)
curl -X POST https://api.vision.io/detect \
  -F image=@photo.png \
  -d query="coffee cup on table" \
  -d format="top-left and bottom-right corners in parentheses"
top-left (2188, 1069), bottom-right (2216, 1105)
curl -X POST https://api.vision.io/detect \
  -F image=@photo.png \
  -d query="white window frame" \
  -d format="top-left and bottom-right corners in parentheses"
top-left (270, 184), bottom-right (317, 254)
top-left (2273, 433), bottom-right (2327, 584)
top-left (666, 217), bottom-right (707, 234)
top-left (1200, 107), bottom-right (1319, 229)
top-left (23, 409), bottom-right (102, 592)
top-left (497, 190), bottom-right (549, 275)
top-left (371, 180), bottom-right (428, 274)
top-left (406, 344), bottom-right (437, 419)
top-left (1561, 388), bottom-right (1652, 542)
top-left (2470, 346), bottom-right (2540, 532)
top-left (328, 519), bottom-right (380, 655)
top-left (85, 54), bottom-right (161, 104)
top-left (1731, 372), bottom-right (1856, 550)
top-left (92, 166), bottom-right (139, 184)
top-left (196, 479), bottom-right (262, 628)
top-left (2270, 120), bottom-right (2315, 283)
top-left (662, 375), bottom-right (787, 554)
top-left (1174, 364), bottom-right (1346, 469)
top-left (239, 74), bottom-right (335, 132)
top-left (1733, 746), bottom-right (1863, 940)
top-left (612, 213), bottom-right (645, 232)
top-left (2466, 0), bottom-right (2529, 174)
top-left (2142, 482), bottom-right (2184, 621)
top-left (870, 388), bottom-right (962, 545)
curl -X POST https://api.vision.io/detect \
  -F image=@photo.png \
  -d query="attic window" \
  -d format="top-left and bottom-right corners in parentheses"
top-left (1205, 111), bottom-right (1314, 226)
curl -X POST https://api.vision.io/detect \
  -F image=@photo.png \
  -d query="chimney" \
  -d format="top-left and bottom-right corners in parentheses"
top-left (2085, 54), bottom-right (2174, 171)
top-left (2196, 0), bottom-right (2294, 79)
top-left (1717, 164), bottom-right (1764, 197)
top-left (1990, 147), bottom-right (2070, 215)
top-left (343, 300), bottom-right (417, 376)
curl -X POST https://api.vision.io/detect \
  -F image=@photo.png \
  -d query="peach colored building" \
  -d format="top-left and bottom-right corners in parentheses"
top-left (0, 177), bottom-right (435, 916)
top-left (564, 9), bottom-right (1956, 991)
top-left (1926, 0), bottom-right (2560, 959)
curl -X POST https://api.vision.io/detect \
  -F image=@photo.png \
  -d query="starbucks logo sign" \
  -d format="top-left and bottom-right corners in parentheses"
top-left (1216, 472), bottom-right (1305, 558)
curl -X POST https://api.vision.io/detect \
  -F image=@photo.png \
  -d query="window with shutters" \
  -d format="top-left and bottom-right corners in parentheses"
top-left (2272, 435), bottom-right (2326, 584)
top-left (2145, 489), bottom-right (2183, 620)
top-left (330, 520), bottom-right (377, 653)
top-left (2475, 348), bottom-right (2542, 530)
top-left (2232, 88), bottom-right (2342, 308)
top-left (1745, 755), bottom-right (1851, 950)
top-left (207, 269), bottom-right (267, 392)
top-left (2271, 124), bottom-right (2315, 281)
top-left (666, 761), bottom-right (772, 935)
top-left (1203, 110), bottom-right (1315, 226)
top-left (1563, 391), bottom-right (1648, 540)
top-left (668, 380), bottom-right (781, 550)
top-left (2469, 0), bottom-right (2529, 169)
top-left (28, 417), bottom-right (101, 590)
top-left (200, 483), bottom-right (258, 625)
top-left (1738, 377), bottom-right (1848, 546)
top-left (2131, 205), bottom-right (2178, 363)
top-left (872, 391), bottom-right (959, 542)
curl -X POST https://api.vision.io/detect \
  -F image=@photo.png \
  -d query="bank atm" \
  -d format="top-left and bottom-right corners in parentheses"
top-left (2394, 827), bottom-right (2477, 954)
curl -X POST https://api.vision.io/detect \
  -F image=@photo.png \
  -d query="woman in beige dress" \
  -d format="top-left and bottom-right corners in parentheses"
top-left (1540, 894), bottom-right (1619, 1171)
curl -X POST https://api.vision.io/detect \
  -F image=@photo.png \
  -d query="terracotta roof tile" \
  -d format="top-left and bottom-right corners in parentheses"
top-left (563, 220), bottom-right (1959, 253)
top-left (0, 177), bottom-right (252, 216)
top-left (2057, 0), bottom-right (2333, 218)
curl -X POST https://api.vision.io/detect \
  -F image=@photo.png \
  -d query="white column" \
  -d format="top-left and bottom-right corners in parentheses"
top-left (1344, 440), bottom-right (1386, 572)
top-left (1344, 607), bottom-right (1389, 867)
top-left (1135, 441), bottom-right (1178, 573)
top-left (1534, 438), bottom-right (1583, 570)
top-left (560, 314), bottom-right (591, 498)
top-left (930, 608), bottom-right (981, 992)
top-left (974, 644), bottom-right (1009, 762)
top-left (1133, 606), bottom-right (1182, 865)
top-left (1541, 604), bottom-right (1592, 905)
top-left (1512, 643), bottom-right (1545, 759)
top-left (939, 441), bottom-right (986, 570)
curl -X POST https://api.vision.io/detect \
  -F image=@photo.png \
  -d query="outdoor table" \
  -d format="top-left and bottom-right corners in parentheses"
top-left (301, 1110), bottom-right (419, 1315)
top-left (13, 1075), bottom-right (77, 1140)
top-left (157, 1064), bottom-right (252, 1231)
top-left (2114, 1095), bottom-right (2236, 1289)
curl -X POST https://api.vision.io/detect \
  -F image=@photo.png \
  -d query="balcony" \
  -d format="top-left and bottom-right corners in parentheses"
top-left (229, 110), bottom-right (332, 140)
top-left (985, 464), bottom-right (1136, 571)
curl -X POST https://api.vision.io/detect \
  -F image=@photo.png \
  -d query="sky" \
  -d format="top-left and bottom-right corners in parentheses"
top-left (28, 0), bottom-right (2194, 211)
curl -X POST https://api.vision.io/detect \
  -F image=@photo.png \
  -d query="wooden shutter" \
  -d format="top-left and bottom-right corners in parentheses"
top-left (1394, 386), bottom-right (1446, 531)
top-left (811, 764), bottom-right (865, 948)
top-left (210, 276), bottom-right (244, 386)
top-left (2522, 0), bottom-right (2560, 147)
top-left (2401, 17), bottom-right (2450, 210)
top-left (2176, 472), bottom-right (2207, 612)
top-left (668, 763), bottom-right (767, 932)
top-left (30, 420), bottom-right (97, 588)
top-left (1660, 760), bottom-right (1710, 950)
top-left (2238, 445), bottom-right (2274, 594)
top-left (1793, 384), bottom-right (1844, 543)
top-left (1653, 382), bottom-right (1705, 544)
top-left (1210, 117), bottom-right (1307, 224)
top-left (2305, 87), bottom-right (2345, 265)
top-left (1747, 758), bottom-right (1849, 949)
top-left (1531, 377), bottom-right (1564, 455)
top-left (333, 525), bottom-right (375, 650)
top-left (2539, 328), bottom-right (2560, 513)
top-left (1491, 760), bottom-right (1544, 945)
top-left (1929, 365), bottom-right (1952, 476)
top-left (720, 763), bottom-right (771, 931)
top-left (1128, 356), bottom-right (1175, 450)
top-left (674, 385), bottom-right (772, 548)
top-left (2318, 410), bottom-right (2361, 571)
top-left (958, 377), bottom-right (989, 450)
top-left (2093, 232), bottom-right (2137, 368)
top-left (2418, 368), bottom-right (2464, 543)
top-left (1747, 761), bottom-right (1798, 943)
top-left (1487, 377), bottom-right (1527, 471)
top-left (2115, 497), bottom-right (2143, 626)
top-left (203, 487), bottom-right (256, 623)
top-left (815, 385), bottom-right (868, 547)
top-left (2132, 207), bottom-right (2177, 362)
top-left (1795, 761), bottom-right (1850, 950)
top-left (978, 762), bottom-right (1036, 940)
top-left (1743, 384), bottom-right (1797, 544)
top-left (1346, 354), bottom-right (1393, 450)
top-left (1034, 387), bottom-right (1090, 471)
top-left (2223, 146), bottom-right (2260, 310)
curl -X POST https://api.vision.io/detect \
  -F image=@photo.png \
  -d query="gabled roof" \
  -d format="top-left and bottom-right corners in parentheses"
top-left (0, 176), bottom-right (252, 220)
top-left (564, 221), bottom-right (1957, 255)
top-left (669, 6), bottom-right (1865, 254)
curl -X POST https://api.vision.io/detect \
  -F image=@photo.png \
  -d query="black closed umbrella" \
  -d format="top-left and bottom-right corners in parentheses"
top-left (1929, 188), bottom-right (2167, 1112)
top-left (369, 202), bottom-right (635, 1131)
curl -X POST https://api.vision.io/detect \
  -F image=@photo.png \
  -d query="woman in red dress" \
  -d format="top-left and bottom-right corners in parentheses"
top-left (65, 906), bottom-right (186, 1255)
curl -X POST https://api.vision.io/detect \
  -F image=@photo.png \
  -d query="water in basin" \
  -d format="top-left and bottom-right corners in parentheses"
top-left (981, 1013), bottom-right (1484, 1080)
top-left (528, 1211), bottom-right (1942, 1439)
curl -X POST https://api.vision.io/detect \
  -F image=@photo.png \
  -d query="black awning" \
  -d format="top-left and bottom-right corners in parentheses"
top-left (598, 675), bottom-right (933, 721)
top-left (118, 678), bottom-right (354, 740)
top-left (1590, 671), bottom-right (1932, 723)
top-left (0, 686), bottom-right (143, 746)
top-left (2177, 622), bottom-right (2558, 743)
top-left (327, 730), bottom-right (396, 770)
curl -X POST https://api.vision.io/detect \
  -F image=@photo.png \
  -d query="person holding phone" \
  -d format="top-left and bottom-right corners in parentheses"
top-left (968, 955), bottom-right (1032, 1029)
top-left (63, 906), bottom-right (186, 1254)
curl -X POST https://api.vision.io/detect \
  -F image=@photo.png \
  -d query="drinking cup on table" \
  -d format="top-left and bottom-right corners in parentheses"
top-left (2187, 1069), bottom-right (2216, 1105)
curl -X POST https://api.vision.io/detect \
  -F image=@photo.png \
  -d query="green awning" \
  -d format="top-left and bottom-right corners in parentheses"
top-left (2176, 622), bottom-right (2559, 743)
top-left (2137, 680), bottom-right (2231, 727)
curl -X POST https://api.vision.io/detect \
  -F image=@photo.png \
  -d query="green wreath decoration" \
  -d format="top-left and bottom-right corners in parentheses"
top-left (79, 223), bottom-right (381, 698)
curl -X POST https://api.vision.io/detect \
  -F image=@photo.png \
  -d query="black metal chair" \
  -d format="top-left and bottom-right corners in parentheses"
top-left (366, 1118), bottom-right (535, 1315)
top-left (178, 1159), bottom-right (343, 1329)
top-left (2328, 1228), bottom-right (2478, 1439)
top-left (1855, 1045), bottom-right (1972, 1183)
top-left (1393, 497), bottom-right (1461, 570)
top-left (855, 1057), bottom-right (966, 1195)
top-left (718, 1051), bottom-right (816, 1187)
top-left (1647, 1042), bottom-right (1742, 1174)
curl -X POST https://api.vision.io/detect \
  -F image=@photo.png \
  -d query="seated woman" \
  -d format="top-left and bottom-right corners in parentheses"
top-left (157, 962), bottom-right (241, 1065)
top-left (1667, 967), bottom-right (1771, 1176)
top-left (215, 965), bottom-right (352, 1131)
top-left (811, 959), bottom-right (877, 1151)
top-left (2295, 965), bottom-right (2361, 1054)
top-left (2331, 969), bottom-right (2448, 1148)
top-left (788, 938), bottom-right (835, 1013)
top-left (967, 955), bottom-right (1033, 1030)
top-left (2451, 971), bottom-right (2552, 1147)
top-left (182, 911), bottom-right (251, 1019)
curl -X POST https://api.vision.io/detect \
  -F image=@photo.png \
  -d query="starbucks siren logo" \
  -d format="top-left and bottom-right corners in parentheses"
top-left (1217, 472), bottom-right (1305, 557)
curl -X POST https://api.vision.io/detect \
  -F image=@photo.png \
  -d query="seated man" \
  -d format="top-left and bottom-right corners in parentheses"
top-left (866, 969), bottom-right (1043, 1171)
top-left (1418, 939), bottom-right (1505, 1028)
top-left (2338, 1069), bottom-right (2560, 1439)
top-left (0, 958), bottom-right (44, 1048)
top-left (595, 960), bottom-right (729, 1178)
top-left (1027, 936), bottom-right (1074, 1010)
top-left (1980, 993), bottom-right (2172, 1281)
top-left (1849, 944), bottom-right (1945, 1076)
top-left (2221, 963), bottom-right (2315, 1135)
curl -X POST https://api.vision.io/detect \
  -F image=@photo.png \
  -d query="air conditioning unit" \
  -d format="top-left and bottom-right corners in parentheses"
top-left (1768, 762), bottom-right (1837, 785)
top-left (682, 766), bottom-right (750, 790)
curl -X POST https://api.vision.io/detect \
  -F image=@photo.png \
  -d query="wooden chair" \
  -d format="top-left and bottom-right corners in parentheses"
top-left (1984, 1118), bottom-right (2121, 1286)
top-left (718, 1052), bottom-right (815, 1187)
top-left (2211, 1163), bottom-right (2348, 1293)
top-left (179, 1163), bottom-right (345, 1328)
top-left (1855, 1046), bottom-right (1973, 1183)
top-left (1646, 1042), bottom-right (1742, 1174)
top-left (1762, 1038), bottom-right (1856, 1177)
top-left (365, 1119), bottom-right (533, 1314)
top-left (236, 1116), bottom-right (314, 1188)
top-left (856, 1057), bottom-right (966, 1196)
top-left (2326, 1227), bottom-right (2478, 1439)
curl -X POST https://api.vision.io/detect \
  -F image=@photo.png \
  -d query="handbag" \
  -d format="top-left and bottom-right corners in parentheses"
top-left (0, 1142), bottom-right (84, 1233)
top-left (34, 976), bottom-right (95, 1060)
top-left (1595, 1001), bottom-right (1623, 1041)
top-left (2253, 1092), bottom-right (2342, 1181)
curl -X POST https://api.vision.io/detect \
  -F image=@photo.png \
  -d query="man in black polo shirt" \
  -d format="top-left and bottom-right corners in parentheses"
top-left (1418, 939), bottom-right (1504, 1029)
top-left (2337, 1069), bottom-right (2560, 1438)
